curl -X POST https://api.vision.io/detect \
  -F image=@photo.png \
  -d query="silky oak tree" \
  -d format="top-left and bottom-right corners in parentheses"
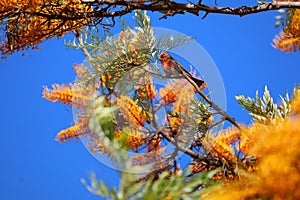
top-left (41, 11), bottom-right (300, 199)
top-left (2, 0), bottom-right (300, 199)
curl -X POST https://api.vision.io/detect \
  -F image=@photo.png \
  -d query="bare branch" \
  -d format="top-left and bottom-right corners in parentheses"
top-left (158, 129), bottom-right (200, 159)
top-left (78, 1), bottom-right (300, 18)
top-left (15, 1), bottom-right (300, 21)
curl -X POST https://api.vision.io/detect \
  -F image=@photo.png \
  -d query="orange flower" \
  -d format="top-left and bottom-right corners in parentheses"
top-left (202, 116), bottom-right (300, 200)
top-left (273, 9), bottom-right (300, 52)
top-left (117, 96), bottom-right (147, 127)
top-left (115, 129), bottom-right (146, 151)
top-left (202, 134), bottom-right (236, 163)
top-left (147, 137), bottom-right (161, 152)
top-left (56, 117), bottom-right (90, 143)
top-left (159, 87), bottom-right (177, 104)
top-left (217, 127), bottom-right (241, 145)
top-left (1, 0), bottom-right (92, 55)
top-left (168, 116), bottom-right (182, 133)
top-left (136, 78), bottom-right (157, 100)
top-left (159, 79), bottom-right (194, 106)
top-left (100, 73), bottom-right (113, 87)
top-left (190, 160), bottom-right (207, 173)
top-left (42, 83), bottom-right (92, 110)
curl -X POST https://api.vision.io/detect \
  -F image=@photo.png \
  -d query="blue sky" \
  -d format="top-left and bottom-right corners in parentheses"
top-left (0, 9), bottom-right (299, 200)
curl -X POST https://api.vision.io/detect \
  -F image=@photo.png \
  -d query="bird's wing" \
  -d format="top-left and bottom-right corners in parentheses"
top-left (170, 56), bottom-right (204, 87)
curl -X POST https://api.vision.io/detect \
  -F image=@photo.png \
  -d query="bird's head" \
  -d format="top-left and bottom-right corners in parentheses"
top-left (159, 53), bottom-right (171, 62)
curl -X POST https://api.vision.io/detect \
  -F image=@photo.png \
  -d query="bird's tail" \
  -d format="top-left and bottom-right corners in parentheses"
top-left (191, 76), bottom-right (205, 88)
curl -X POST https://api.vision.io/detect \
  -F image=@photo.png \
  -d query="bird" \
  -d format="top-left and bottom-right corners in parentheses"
top-left (158, 53), bottom-right (206, 89)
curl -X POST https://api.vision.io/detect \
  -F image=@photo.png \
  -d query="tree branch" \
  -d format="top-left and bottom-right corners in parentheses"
top-left (20, 1), bottom-right (300, 22)
top-left (2, 1), bottom-right (300, 56)
top-left (158, 129), bottom-right (200, 159)
top-left (179, 69), bottom-right (241, 129)
top-left (78, 1), bottom-right (300, 19)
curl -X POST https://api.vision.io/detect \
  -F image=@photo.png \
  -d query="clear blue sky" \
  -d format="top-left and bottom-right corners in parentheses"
top-left (0, 9), bottom-right (299, 200)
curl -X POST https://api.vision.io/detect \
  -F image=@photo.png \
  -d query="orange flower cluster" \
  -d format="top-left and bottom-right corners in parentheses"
top-left (117, 96), bottom-right (147, 127)
top-left (190, 160), bottom-right (209, 174)
top-left (115, 129), bottom-right (146, 151)
top-left (56, 117), bottom-right (90, 143)
top-left (168, 116), bottom-right (182, 134)
top-left (202, 115), bottom-right (300, 200)
top-left (273, 7), bottom-right (300, 52)
top-left (159, 79), bottom-right (193, 105)
top-left (203, 133), bottom-right (237, 163)
top-left (100, 73), bottom-right (113, 87)
top-left (160, 80), bottom-right (195, 134)
top-left (136, 81), bottom-right (156, 100)
top-left (172, 81), bottom-right (194, 114)
top-left (201, 126), bottom-right (254, 163)
top-left (191, 160), bottom-right (238, 181)
top-left (211, 170), bottom-right (238, 181)
top-left (159, 86), bottom-right (177, 105)
top-left (42, 83), bottom-right (92, 110)
top-left (1, 0), bottom-right (91, 55)
top-left (100, 70), bottom-right (123, 88)
top-left (190, 126), bottom-right (255, 181)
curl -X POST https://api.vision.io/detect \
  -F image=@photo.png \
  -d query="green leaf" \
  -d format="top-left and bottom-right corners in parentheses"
top-left (235, 85), bottom-right (298, 124)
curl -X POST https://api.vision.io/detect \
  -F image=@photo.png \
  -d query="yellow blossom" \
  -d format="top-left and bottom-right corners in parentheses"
top-left (1, 0), bottom-right (92, 55)
top-left (42, 83), bottom-right (92, 110)
top-left (203, 134), bottom-right (236, 163)
top-left (273, 8), bottom-right (300, 52)
top-left (115, 129), bottom-right (146, 151)
top-left (159, 87), bottom-right (177, 104)
top-left (159, 79), bottom-right (194, 106)
top-left (136, 77), bottom-right (157, 100)
top-left (137, 82), bottom-right (156, 100)
top-left (56, 117), bottom-right (90, 143)
top-left (201, 116), bottom-right (300, 200)
top-left (168, 116), bottom-right (182, 133)
top-left (117, 96), bottom-right (147, 127)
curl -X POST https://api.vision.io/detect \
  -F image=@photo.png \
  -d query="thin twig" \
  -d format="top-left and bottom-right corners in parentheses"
top-left (158, 129), bottom-right (201, 159)
top-left (179, 69), bottom-right (241, 129)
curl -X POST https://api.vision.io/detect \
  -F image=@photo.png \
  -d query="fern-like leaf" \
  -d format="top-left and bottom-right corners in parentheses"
top-left (236, 86), bottom-right (292, 124)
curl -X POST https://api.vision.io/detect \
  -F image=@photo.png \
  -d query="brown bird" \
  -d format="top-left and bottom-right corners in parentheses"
top-left (159, 53), bottom-right (206, 89)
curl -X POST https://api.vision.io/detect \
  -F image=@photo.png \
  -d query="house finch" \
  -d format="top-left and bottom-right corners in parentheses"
top-left (159, 53), bottom-right (206, 89)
